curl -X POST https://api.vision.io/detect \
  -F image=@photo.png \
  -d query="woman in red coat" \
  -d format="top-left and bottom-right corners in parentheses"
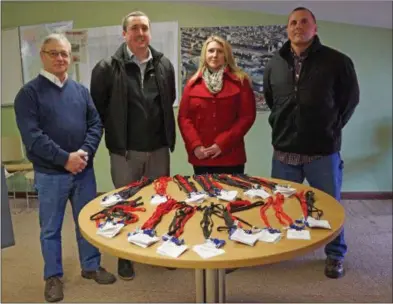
top-left (178, 35), bottom-right (256, 175)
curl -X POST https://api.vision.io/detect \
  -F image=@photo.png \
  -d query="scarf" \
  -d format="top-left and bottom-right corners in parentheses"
top-left (202, 65), bottom-right (226, 94)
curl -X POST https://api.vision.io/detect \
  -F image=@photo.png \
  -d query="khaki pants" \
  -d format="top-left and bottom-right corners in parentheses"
top-left (109, 147), bottom-right (170, 188)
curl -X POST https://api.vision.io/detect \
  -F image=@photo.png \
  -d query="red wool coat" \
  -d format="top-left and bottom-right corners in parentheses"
top-left (178, 70), bottom-right (256, 166)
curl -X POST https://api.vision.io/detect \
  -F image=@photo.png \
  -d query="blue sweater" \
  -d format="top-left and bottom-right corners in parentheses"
top-left (14, 75), bottom-right (103, 174)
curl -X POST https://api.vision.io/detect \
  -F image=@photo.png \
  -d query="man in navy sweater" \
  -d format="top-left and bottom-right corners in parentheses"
top-left (14, 34), bottom-right (116, 303)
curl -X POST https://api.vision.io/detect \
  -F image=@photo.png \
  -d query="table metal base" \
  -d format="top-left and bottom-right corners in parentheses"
top-left (195, 269), bottom-right (226, 303)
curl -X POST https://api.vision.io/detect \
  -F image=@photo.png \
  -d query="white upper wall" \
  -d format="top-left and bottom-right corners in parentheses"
top-left (183, 0), bottom-right (392, 29)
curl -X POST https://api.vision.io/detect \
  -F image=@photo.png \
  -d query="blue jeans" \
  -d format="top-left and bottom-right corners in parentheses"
top-left (35, 167), bottom-right (101, 280)
top-left (271, 152), bottom-right (347, 261)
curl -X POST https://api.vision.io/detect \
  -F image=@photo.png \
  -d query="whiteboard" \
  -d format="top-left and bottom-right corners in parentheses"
top-left (1, 28), bottom-right (23, 106)
top-left (19, 21), bottom-right (73, 84)
top-left (75, 21), bottom-right (179, 106)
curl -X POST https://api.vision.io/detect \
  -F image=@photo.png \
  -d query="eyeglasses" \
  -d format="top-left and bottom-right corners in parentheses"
top-left (42, 50), bottom-right (70, 59)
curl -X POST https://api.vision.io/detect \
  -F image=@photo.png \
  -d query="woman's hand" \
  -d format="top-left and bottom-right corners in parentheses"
top-left (204, 144), bottom-right (222, 159)
top-left (194, 146), bottom-right (209, 159)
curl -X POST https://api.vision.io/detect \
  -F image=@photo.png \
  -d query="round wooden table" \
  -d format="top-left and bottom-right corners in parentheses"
top-left (79, 178), bottom-right (345, 303)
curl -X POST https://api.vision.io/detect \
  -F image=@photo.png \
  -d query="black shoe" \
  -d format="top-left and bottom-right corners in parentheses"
top-left (44, 276), bottom-right (64, 303)
top-left (166, 267), bottom-right (176, 270)
top-left (324, 257), bottom-right (345, 279)
top-left (225, 268), bottom-right (238, 274)
top-left (118, 258), bottom-right (135, 280)
top-left (81, 266), bottom-right (116, 284)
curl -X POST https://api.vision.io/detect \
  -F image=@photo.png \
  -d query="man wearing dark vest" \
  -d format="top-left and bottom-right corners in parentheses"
top-left (90, 11), bottom-right (176, 280)
top-left (263, 7), bottom-right (359, 279)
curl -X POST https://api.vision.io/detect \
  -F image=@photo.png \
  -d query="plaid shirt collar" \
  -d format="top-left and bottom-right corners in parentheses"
top-left (290, 46), bottom-right (309, 61)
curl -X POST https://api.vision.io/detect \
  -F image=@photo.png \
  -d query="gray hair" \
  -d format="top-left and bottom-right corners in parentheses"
top-left (40, 33), bottom-right (71, 52)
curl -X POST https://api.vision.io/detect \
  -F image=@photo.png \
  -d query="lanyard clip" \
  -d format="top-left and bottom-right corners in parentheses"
top-left (162, 234), bottom-right (185, 246)
top-left (143, 229), bottom-right (156, 237)
top-left (208, 238), bottom-right (226, 248)
top-left (267, 227), bottom-right (281, 234)
top-left (289, 223), bottom-right (305, 231)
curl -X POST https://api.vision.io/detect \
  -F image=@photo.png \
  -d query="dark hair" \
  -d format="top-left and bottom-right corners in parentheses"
top-left (122, 11), bottom-right (150, 31)
top-left (289, 7), bottom-right (317, 23)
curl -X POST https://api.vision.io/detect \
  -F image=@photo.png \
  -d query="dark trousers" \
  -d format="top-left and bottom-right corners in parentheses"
top-left (193, 164), bottom-right (245, 175)
top-left (271, 152), bottom-right (347, 261)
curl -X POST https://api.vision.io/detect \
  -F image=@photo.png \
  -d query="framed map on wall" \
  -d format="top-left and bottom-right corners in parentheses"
top-left (181, 25), bottom-right (287, 112)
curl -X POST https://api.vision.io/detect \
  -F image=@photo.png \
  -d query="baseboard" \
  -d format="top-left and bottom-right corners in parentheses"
top-left (341, 192), bottom-right (393, 200)
top-left (8, 191), bottom-right (393, 200)
top-left (7, 192), bottom-right (38, 199)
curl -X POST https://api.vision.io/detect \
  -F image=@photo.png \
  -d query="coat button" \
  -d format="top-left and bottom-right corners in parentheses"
top-left (212, 100), bottom-right (216, 104)
top-left (213, 113), bottom-right (216, 118)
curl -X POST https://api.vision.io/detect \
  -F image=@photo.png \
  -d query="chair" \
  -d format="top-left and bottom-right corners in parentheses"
top-left (24, 170), bottom-right (37, 209)
top-left (2, 136), bottom-right (24, 160)
top-left (1, 136), bottom-right (33, 206)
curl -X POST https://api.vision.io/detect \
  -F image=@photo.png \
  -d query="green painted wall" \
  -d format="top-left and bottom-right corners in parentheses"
top-left (2, 1), bottom-right (392, 192)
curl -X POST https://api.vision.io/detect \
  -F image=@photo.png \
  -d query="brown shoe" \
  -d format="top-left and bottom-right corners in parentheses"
top-left (81, 266), bottom-right (116, 284)
top-left (44, 276), bottom-right (63, 303)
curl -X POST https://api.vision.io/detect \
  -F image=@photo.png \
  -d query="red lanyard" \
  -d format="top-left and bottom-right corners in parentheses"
top-left (260, 197), bottom-right (273, 228)
top-left (141, 198), bottom-right (181, 230)
top-left (209, 175), bottom-right (223, 190)
top-left (153, 176), bottom-right (172, 197)
top-left (294, 190), bottom-right (308, 219)
top-left (259, 194), bottom-right (293, 228)
top-left (272, 193), bottom-right (294, 226)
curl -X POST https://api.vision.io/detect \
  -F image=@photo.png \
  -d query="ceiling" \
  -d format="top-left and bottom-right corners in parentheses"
top-left (186, 0), bottom-right (392, 29)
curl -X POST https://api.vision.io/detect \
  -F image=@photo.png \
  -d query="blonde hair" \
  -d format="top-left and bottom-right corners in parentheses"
top-left (190, 36), bottom-right (249, 84)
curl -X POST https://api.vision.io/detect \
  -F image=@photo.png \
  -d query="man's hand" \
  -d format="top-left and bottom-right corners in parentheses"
top-left (65, 150), bottom-right (88, 174)
top-left (204, 144), bottom-right (222, 159)
top-left (194, 146), bottom-right (209, 160)
top-left (77, 149), bottom-right (89, 162)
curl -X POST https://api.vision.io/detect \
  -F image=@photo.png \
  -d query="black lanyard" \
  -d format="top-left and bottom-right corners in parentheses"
top-left (116, 177), bottom-right (153, 200)
top-left (198, 203), bottom-right (224, 239)
top-left (173, 174), bottom-right (199, 195)
top-left (166, 203), bottom-right (196, 238)
top-left (193, 174), bottom-right (221, 197)
top-left (229, 201), bottom-right (265, 213)
top-left (305, 190), bottom-right (323, 219)
top-left (236, 174), bottom-right (277, 190)
top-left (212, 174), bottom-right (252, 190)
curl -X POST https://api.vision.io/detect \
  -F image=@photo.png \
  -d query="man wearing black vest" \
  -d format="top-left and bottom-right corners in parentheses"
top-left (263, 7), bottom-right (359, 279)
top-left (90, 11), bottom-right (176, 280)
